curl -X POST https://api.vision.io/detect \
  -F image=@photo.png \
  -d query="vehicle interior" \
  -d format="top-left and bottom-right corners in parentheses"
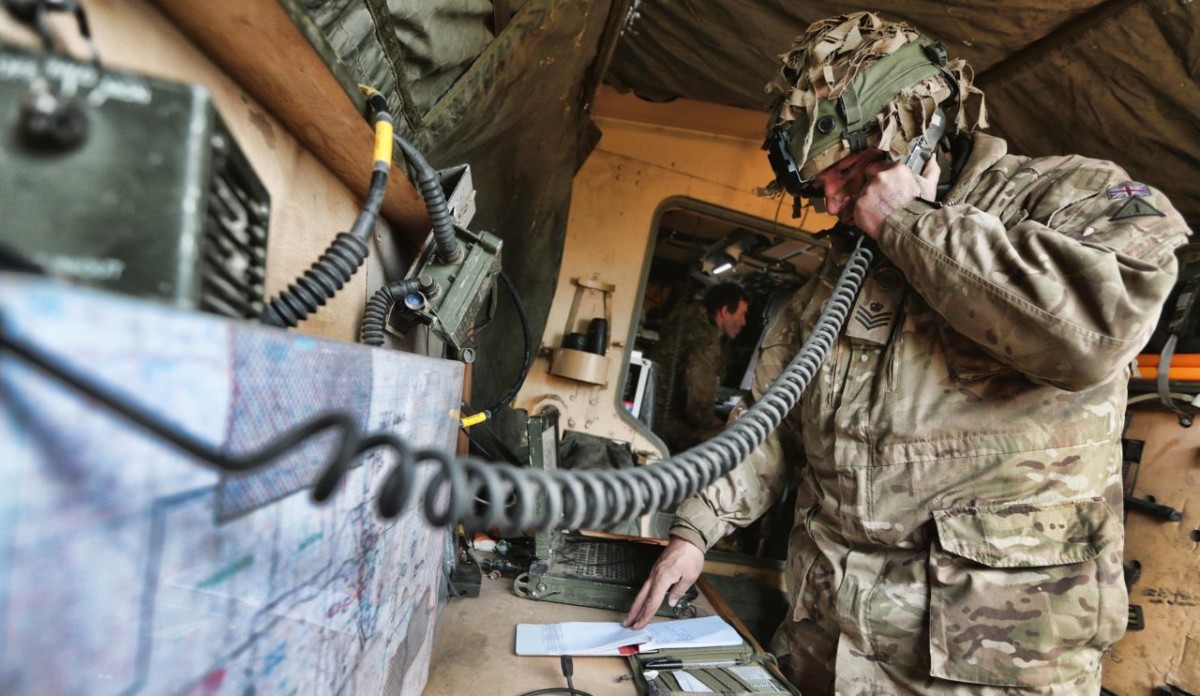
top-left (0, 1), bottom-right (1196, 695)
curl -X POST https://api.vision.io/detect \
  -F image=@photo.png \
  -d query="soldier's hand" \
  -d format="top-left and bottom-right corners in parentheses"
top-left (855, 155), bottom-right (940, 238)
top-left (623, 536), bottom-right (705, 630)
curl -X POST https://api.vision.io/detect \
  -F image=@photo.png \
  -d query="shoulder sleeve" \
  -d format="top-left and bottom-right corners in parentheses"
top-left (671, 302), bottom-right (802, 549)
top-left (878, 160), bottom-right (1191, 390)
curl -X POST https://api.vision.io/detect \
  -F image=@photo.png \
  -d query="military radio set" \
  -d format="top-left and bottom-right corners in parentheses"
top-left (371, 162), bottom-right (504, 363)
top-left (511, 410), bottom-right (699, 617)
top-left (0, 43), bottom-right (271, 320)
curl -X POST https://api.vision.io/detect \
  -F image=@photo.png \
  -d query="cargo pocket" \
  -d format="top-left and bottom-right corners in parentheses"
top-left (928, 498), bottom-right (1126, 688)
top-left (787, 505), bottom-right (831, 623)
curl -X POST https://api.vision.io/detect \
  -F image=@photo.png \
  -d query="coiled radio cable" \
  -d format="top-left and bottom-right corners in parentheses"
top-left (260, 88), bottom-right (393, 328)
top-left (2, 240), bottom-right (872, 532)
top-left (390, 133), bottom-right (463, 265)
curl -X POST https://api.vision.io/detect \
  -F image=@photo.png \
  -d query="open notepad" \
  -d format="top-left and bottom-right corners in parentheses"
top-left (514, 615), bottom-right (743, 656)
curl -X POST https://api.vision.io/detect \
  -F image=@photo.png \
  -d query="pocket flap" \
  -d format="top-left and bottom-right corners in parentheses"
top-left (933, 498), bottom-right (1112, 568)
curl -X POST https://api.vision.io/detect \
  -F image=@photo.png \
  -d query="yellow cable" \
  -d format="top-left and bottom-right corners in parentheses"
top-left (373, 120), bottom-right (393, 166)
top-left (461, 412), bottom-right (488, 428)
top-left (358, 85), bottom-right (393, 166)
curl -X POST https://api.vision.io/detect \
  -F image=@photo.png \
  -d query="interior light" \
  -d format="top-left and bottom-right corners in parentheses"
top-left (708, 250), bottom-right (737, 275)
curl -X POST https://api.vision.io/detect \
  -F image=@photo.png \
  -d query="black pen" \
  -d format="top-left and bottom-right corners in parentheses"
top-left (643, 658), bottom-right (744, 670)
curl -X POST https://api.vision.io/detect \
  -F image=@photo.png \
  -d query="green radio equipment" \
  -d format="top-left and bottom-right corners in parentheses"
top-left (513, 409), bottom-right (699, 618)
top-left (0, 44), bottom-right (270, 320)
top-left (398, 168), bottom-right (503, 362)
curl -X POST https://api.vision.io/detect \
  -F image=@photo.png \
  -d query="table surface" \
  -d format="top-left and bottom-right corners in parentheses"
top-left (423, 569), bottom-right (725, 696)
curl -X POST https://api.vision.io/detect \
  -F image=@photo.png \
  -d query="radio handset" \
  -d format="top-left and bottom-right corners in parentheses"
top-left (903, 108), bottom-right (946, 177)
top-left (821, 108), bottom-right (946, 241)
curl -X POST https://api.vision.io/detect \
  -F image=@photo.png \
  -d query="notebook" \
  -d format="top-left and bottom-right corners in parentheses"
top-left (514, 410), bottom-right (697, 617)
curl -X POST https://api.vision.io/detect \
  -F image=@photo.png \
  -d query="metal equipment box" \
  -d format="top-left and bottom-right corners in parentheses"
top-left (0, 46), bottom-right (269, 319)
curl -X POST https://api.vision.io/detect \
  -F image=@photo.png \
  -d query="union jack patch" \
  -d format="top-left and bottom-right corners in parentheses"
top-left (1107, 182), bottom-right (1151, 200)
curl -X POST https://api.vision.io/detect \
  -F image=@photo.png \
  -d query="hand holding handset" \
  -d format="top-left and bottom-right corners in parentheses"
top-left (829, 107), bottom-right (946, 241)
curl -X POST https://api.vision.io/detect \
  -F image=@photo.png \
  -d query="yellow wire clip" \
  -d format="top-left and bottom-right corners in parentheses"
top-left (460, 412), bottom-right (488, 428)
top-left (373, 120), bottom-right (394, 167)
top-left (358, 85), bottom-right (393, 167)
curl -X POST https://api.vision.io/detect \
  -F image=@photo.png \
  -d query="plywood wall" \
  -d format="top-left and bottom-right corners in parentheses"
top-left (1104, 406), bottom-right (1200, 696)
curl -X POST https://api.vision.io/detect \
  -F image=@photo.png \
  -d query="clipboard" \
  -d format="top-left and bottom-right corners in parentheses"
top-left (627, 642), bottom-right (802, 695)
top-left (626, 576), bottom-right (802, 696)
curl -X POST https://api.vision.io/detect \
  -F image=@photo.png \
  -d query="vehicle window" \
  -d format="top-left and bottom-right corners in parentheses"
top-left (622, 201), bottom-right (826, 447)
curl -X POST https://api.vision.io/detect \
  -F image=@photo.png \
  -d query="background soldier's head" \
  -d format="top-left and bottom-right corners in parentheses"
top-left (703, 283), bottom-right (750, 339)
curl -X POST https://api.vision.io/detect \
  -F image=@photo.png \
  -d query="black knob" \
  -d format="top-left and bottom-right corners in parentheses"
top-left (19, 88), bottom-right (89, 151)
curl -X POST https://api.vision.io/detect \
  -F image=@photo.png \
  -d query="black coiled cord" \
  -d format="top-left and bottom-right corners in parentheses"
top-left (2, 241), bottom-right (873, 532)
top-left (362, 269), bottom-right (532, 428)
top-left (261, 231), bottom-right (373, 328)
top-left (0, 321), bottom-right (468, 523)
top-left (361, 281), bottom-right (406, 347)
top-left (392, 134), bottom-right (463, 265)
top-left (260, 94), bottom-right (393, 328)
top-left (360, 275), bottom-right (437, 346)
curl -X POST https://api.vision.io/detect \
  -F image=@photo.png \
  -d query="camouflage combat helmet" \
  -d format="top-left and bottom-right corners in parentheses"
top-left (763, 12), bottom-right (987, 199)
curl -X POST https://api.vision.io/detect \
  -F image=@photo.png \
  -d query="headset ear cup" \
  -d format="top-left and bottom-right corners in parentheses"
top-left (764, 128), bottom-right (804, 196)
top-left (18, 88), bottom-right (89, 151)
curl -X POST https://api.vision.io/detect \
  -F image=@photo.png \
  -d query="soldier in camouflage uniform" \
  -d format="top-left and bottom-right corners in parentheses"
top-left (651, 282), bottom-right (749, 453)
top-left (626, 12), bottom-right (1191, 695)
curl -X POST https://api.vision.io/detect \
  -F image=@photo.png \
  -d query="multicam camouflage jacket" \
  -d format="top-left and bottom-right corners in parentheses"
top-left (651, 302), bottom-right (724, 452)
top-left (670, 133), bottom-right (1191, 692)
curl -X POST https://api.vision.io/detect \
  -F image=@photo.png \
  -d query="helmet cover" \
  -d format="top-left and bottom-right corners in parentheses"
top-left (765, 12), bottom-right (987, 186)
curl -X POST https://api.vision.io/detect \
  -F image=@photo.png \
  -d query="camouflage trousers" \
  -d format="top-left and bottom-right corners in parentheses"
top-left (768, 510), bottom-right (1123, 695)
